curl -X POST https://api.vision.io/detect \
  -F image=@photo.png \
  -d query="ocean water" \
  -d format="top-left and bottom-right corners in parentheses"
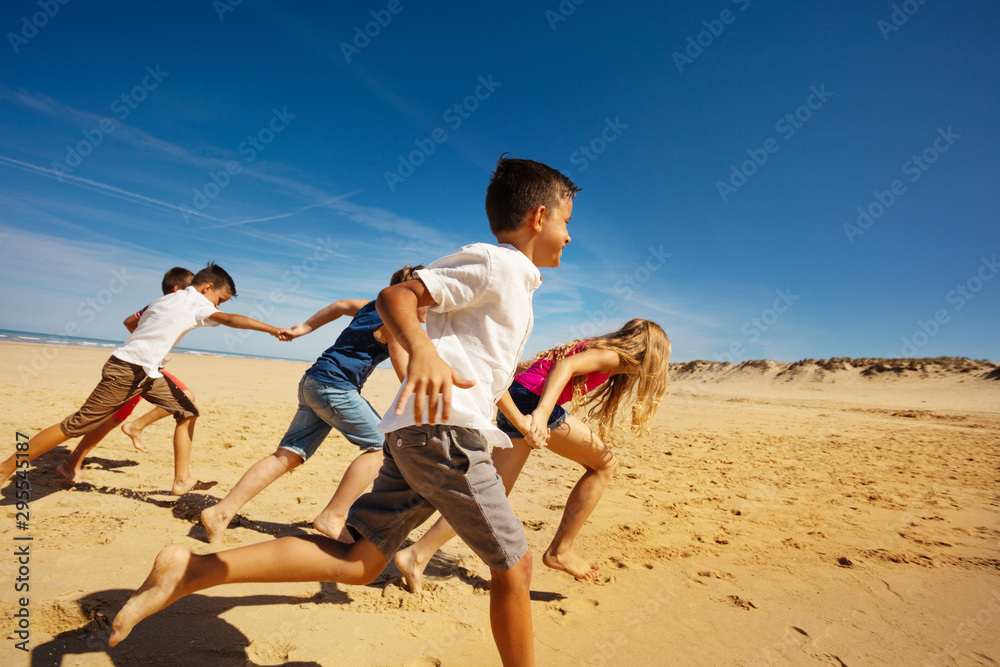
top-left (0, 329), bottom-right (307, 363)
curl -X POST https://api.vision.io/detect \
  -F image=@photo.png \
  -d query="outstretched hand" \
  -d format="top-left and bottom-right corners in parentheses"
top-left (273, 328), bottom-right (294, 342)
top-left (396, 345), bottom-right (475, 424)
top-left (281, 323), bottom-right (312, 340)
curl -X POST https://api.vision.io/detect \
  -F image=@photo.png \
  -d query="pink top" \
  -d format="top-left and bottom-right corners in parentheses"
top-left (515, 343), bottom-right (611, 405)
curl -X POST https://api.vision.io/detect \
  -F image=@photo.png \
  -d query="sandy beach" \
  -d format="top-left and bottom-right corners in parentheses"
top-left (2, 342), bottom-right (998, 666)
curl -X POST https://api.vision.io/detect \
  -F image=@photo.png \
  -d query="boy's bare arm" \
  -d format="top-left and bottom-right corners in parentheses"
top-left (376, 281), bottom-right (474, 424)
top-left (208, 312), bottom-right (287, 339)
top-left (285, 298), bottom-right (370, 339)
top-left (123, 314), bottom-right (140, 333)
top-left (385, 331), bottom-right (410, 383)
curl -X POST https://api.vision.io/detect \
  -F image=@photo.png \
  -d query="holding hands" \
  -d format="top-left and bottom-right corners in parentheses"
top-left (520, 410), bottom-right (550, 449)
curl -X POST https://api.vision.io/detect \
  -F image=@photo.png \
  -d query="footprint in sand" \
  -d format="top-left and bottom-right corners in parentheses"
top-left (406, 659), bottom-right (442, 667)
top-left (545, 598), bottom-right (600, 625)
top-left (713, 594), bottom-right (757, 610)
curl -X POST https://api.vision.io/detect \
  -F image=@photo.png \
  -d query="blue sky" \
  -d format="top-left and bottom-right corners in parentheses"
top-left (1, 1), bottom-right (997, 364)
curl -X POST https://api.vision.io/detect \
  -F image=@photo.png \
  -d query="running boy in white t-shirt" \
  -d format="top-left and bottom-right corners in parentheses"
top-left (0, 263), bottom-right (288, 496)
top-left (109, 157), bottom-right (578, 667)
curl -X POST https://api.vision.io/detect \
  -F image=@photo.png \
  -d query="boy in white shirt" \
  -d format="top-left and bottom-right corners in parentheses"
top-left (110, 158), bottom-right (578, 667)
top-left (1, 263), bottom-right (287, 496)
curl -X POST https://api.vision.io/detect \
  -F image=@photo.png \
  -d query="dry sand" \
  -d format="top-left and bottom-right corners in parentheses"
top-left (1, 343), bottom-right (998, 666)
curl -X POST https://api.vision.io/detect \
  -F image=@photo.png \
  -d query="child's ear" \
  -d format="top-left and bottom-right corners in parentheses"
top-left (528, 205), bottom-right (546, 232)
top-left (197, 282), bottom-right (214, 294)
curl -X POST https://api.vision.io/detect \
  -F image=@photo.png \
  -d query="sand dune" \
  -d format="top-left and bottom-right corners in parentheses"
top-left (1, 343), bottom-right (998, 665)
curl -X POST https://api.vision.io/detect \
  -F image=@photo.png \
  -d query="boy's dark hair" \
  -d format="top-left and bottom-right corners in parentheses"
top-left (161, 267), bottom-right (195, 295)
top-left (192, 262), bottom-right (237, 297)
top-left (485, 154), bottom-right (580, 235)
top-left (390, 264), bottom-right (425, 286)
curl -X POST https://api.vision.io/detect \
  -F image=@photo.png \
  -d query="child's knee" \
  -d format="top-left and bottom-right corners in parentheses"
top-left (175, 413), bottom-right (198, 427)
top-left (340, 545), bottom-right (388, 585)
top-left (494, 548), bottom-right (533, 587)
top-left (591, 449), bottom-right (618, 477)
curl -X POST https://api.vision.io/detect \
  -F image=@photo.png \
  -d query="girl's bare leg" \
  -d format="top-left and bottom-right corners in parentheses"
top-left (201, 449), bottom-right (303, 544)
top-left (538, 415), bottom-right (617, 580)
top-left (110, 535), bottom-right (388, 647)
top-left (2, 423), bottom-right (70, 484)
top-left (394, 439), bottom-right (532, 593)
top-left (313, 449), bottom-right (383, 542)
top-left (56, 418), bottom-right (123, 483)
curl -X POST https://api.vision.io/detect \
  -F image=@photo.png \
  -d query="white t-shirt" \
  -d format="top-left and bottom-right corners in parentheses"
top-left (378, 243), bottom-right (543, 448)
top-left (113, 286), bottom-right (220, 378)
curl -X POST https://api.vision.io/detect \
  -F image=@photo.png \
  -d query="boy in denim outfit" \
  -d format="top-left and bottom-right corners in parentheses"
top-left (110, 158), bottom-right (578, 667)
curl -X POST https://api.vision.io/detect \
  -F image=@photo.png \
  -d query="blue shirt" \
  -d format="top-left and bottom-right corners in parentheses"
top-left (305, 301), bottom-right (389, 390)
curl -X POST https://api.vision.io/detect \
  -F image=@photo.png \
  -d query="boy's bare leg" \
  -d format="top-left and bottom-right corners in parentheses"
top-left (110, 535), bottom-right (388, 647)
top-left (1, 423), bottom-right (71, 484)
top-left (121, 408), bottom-right (166, 453)
top-left (56, 418), bottom-right (123, 483)
top-left (313, 449), bottom-right (383, 542)
top-left (395, 440), bottom-right (532, 593)
top-left (201, 449), bottom-right (302, 544)
top-left (170, 416), bottom-right (209, 496)
top-left (538, 416), bottom-right (616, 580)
top-left (123, 389), bottom-right (196, 453)
top-left (489, 549), bottom-right (535, 667)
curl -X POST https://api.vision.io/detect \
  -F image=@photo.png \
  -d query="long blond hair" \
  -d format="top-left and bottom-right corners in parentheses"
top-left (534, 319), bottom-right (671, 439)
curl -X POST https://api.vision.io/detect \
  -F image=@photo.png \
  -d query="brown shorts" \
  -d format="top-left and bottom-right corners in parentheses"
top-left (346, 424), bottom-right (528, 571)
top-left (60, 356), bottom-right (199, 438)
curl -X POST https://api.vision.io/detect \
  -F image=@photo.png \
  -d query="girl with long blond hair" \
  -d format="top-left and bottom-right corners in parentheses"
top-left (395, 318), bottom-right (670, 590)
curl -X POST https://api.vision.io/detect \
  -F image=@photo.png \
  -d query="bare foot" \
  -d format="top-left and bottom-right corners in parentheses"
top-left (200, 505), bottom-right (233, 545)
top-left (393, 545), bottom-right (426, 595)
top-left (120, 422), bottom-right (147, 453)
top-left (312, 512), bottom-right (354, 543)
top-left (56, 462), bottom-right (85, 484)
top-left (171, 478), bottom-right (217, 496)
top-left (542, 548), bottom-right (600, 581)
top-left (110, 545), bottom-right (192, 647)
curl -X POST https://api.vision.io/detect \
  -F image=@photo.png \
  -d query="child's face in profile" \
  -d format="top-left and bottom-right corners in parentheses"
top-left (535, 196), bottom-right (573, 268)
top-left (202, 284), bottom-right (233, 307)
